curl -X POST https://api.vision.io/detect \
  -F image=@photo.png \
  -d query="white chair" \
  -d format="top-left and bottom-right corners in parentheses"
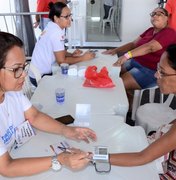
top-left (131, 86), bottom-right (161, 121)
top-left (100, 6), bottom-right (117, 34)
top-left (22, 62), bottom-right (41, 99)
top-left (22, 63), bottom-right (33, 99)
top-left (29, 63), bottom-right (41, 85)
top-left (135, 92), bottom-right (176, 135)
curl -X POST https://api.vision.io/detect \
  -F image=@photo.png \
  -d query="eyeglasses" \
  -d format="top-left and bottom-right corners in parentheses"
top-left (150, 11), bottom-right (167, 17)
top-left (60, 13), bottom-right (72, 20)
top-left (157, 63), bottom-right (176, 78)
top-left (2, 62), bottom-right (29, 79)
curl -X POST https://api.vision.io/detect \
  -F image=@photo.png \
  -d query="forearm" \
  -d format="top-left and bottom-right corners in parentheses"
top-left (110, 126), bottom-right (176, 167)
top-left (29, 112), bottom-right (66, 136)
top-left (35, 15), bottom-right (40, 23)
top-left (64, 56), bottom-right (85, 65)
top-left (2, 156), bottom-right (51, 177)
top-left (109, 152), bottom-right (149, 166)
top-left (128, 39), bottom-right (162, 59)
top-left (130, 44), bottom-right (154, 58)
top-left (65, 51), bottom-right (73, 57)
top-left (115, 42), bottom-right (136, 55)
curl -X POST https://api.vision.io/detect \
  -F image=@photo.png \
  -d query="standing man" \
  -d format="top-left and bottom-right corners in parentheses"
top-left (165, 0), bottom-right (176, 31)
top-left (34, 0), bottom-right (67, 31)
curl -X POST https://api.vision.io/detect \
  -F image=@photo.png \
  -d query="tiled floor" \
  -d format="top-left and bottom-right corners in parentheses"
top-left (86, 20), bottom-right (121, 42)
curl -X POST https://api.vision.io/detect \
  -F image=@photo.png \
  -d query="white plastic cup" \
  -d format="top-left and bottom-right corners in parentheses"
top-left (60, 63), bottom-right (69, 75)
top-left (55, 88), bottom-right (65, 104)
top-left (51, 63), bottom-right (59, 75)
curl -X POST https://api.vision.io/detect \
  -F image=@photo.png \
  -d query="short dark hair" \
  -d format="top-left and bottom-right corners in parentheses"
top-left (0, 32), bottom-right (23, 69)
top-left (158, 7), bottom-right (169, 16)
top-left (166, 44), bottom-right (176, 70)
top-left (48, 2), bottom-right (67, 21)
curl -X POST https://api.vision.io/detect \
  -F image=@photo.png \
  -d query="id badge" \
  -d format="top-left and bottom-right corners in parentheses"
top-left (14, 120), bottom-right (36, 149)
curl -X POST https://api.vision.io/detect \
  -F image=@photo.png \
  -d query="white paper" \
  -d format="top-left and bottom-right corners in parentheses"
top-left (74, 104), bottom-right (91, 127)
top-left (14, 120), bottom-right (36, 149)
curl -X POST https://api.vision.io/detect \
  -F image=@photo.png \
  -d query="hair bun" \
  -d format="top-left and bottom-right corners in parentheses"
top-left (48, 2), bottom-right (54, 9)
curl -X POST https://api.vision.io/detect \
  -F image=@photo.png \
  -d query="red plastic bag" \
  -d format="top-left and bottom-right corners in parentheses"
top-left (83, 66), bottom-right (115, 88)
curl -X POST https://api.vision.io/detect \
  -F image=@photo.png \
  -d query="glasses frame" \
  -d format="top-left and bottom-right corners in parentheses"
top-left (150, 11), bottom-right (166, 17)
top-left (2, 62), bottom-right (29, 79)
top-left (157, 63), bottom-right (176, 78)
top-left (60, 13), bottom-right (72, 20)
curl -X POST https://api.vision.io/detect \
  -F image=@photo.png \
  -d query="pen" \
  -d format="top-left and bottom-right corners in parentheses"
top-left (57, 146), bottom-right (72, 153)
top-left (50, 145), bottom-right (57, 155)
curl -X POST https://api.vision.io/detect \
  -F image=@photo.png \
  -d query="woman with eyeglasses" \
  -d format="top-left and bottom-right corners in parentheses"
top-left (0, 32), bottom-right (96, 177)
top-left (109, 44), bottom-right (176, 179)
top-left (102, 7), bottom-right (176, 103)
top-left (30, 2), bottom-right (95, 86)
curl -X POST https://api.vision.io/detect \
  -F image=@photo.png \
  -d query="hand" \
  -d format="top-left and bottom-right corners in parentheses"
top-left (63, 126), bottom-right (97, 143)
top-left (113, 56), bottom-right (128, 66)
top-left (102, 49), bottom-right (117, 55)
top-left (72, 49), bottom-right (83, 57)
top-left (33, 22), bottom-right (39, 28)
top-left (58, 150), bottom-right (92, 170)
top-left (82, 51), bottom-right (96, 61)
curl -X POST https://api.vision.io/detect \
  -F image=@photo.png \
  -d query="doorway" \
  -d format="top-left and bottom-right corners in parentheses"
top-left (86, 0), bottom-right (121, 43)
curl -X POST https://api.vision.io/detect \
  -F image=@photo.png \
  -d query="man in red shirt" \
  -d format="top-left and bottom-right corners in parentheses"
top-left (34, 0), bottom-right (66, 30)
top-left (165, 0), bottom-right (176, 31)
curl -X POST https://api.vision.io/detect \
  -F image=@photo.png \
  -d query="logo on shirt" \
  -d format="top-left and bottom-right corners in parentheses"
top-left (1, 125), bottom-right (14, 145)
top-left (60, 35), bottom-right (65, 42)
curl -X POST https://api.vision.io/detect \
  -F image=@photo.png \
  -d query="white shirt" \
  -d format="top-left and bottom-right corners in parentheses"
top-left (0, 91), bottom-right (32, 156)
top-left (30, 21), bottom-right (65, 77)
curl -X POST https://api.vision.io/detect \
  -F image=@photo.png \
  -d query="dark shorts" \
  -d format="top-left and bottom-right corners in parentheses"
top-left (123, 59), bottom-right (157, 89)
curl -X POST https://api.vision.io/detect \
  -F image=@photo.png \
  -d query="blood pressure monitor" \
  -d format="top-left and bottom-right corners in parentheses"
top-left (93, 146), bottom-right (109, 161)
top-left (92, 146), bottom-right (111, 173)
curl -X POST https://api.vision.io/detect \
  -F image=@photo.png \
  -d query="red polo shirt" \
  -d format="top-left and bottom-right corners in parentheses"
top-left (135, 27), bottom-right (176, 70)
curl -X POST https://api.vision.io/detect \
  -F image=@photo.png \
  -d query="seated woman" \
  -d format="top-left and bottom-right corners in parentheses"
top-left (0, 32), bottom-right (96, 177)
top-left (103, 7), bottom-right (176, 91)
top-left (30, 2), bottom-right (95, 86)
top-left (109, 44), bottom-right (176, 179)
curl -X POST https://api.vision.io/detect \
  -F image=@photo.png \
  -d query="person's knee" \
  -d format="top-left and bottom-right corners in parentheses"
top-left (121, 72), bottom-right (141, 90)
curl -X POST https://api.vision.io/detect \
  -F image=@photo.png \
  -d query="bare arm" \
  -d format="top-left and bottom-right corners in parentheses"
top-left (0, 106), bottom-right (96, 177)
top-left (110, 123), bottom-right (176, 166)
top-left (54, 50), bottom-right (95, 65)
top-left (25, 106), bottom-right (66, 135)
top-left (33, 15), bottom-right (40, 28)
top-left (114, 39), bottom-right (162, 66)
top-left (102, 37), bottom-right (140, 55)
top-left (25, 106), bottom-right (96, 142)
top-left (0, 149), bottom-right (90, 177)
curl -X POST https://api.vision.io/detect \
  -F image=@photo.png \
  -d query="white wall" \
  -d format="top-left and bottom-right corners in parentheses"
top-left (120, 0), bottom-right (158, 45)
top-left (0, 0), bottom-right (159, 47)
top-left (69, 0), bottom-right (159, 46)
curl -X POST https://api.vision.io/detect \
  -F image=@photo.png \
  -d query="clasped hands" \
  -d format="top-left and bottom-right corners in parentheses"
top-left (72, 49), bottom-right (96, 61)
top-left (58, 126), bottom-right (96, 170)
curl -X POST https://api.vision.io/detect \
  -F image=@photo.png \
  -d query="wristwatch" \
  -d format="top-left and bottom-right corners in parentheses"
top-left (51, 155), bottom-right (62, 171)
